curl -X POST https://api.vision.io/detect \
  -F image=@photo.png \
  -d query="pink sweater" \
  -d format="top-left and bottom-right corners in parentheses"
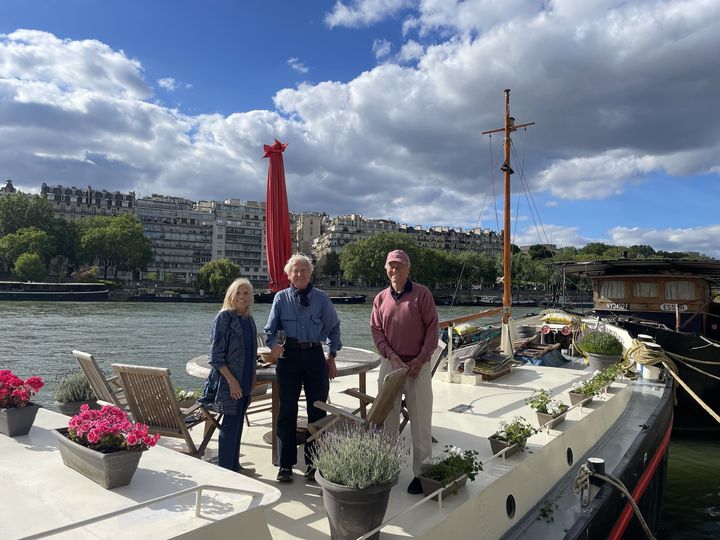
top-left (371, 282), bottom-right (439, 364)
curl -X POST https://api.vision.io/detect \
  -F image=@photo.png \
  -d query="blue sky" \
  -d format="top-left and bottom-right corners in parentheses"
top-left (1, 0), bottom-right (719, 256)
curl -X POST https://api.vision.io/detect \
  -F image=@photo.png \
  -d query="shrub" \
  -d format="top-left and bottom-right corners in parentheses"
top-left (491, 416), bottom-right (536, 450)
top-left (311, 425), bottom-right (408, 489)
top-left (53, 371), bottom-right (96, 402)
top-left (578, 330), bottom-right (623, 356)
top-left (421, 445), bottom-right (483, 487)
top-left (526, 388), bottom-right (569, 417)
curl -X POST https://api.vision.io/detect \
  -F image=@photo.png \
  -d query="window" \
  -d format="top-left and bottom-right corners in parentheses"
top-left (633, 282), bottom-right (657, 298)
top-left (600, 280), bottom-right (625, 299)
top-left (665, 281), bottom-right (695, 300)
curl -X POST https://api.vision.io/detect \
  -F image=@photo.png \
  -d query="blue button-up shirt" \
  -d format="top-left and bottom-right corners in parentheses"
top-left (264, 287), bottom-right (342, 355)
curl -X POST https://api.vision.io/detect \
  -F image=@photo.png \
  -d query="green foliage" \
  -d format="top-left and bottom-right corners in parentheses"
top-left (323, 250), bottom-right (342, 278)
top-left (79, 214), bottom-right (151, 280)
top-left (71, 265), bottom-right (98, 282)
top-left (52, 371), bottom-right (96, 402)
top-left (525, 389), bottom-right (569, 416)
top-left (571, 363), bottom-right (623, 396)
top-left (0, 193), bottom-right (54, 235)
top-left (491, 416), bottom-right (536, 450)
top-left (13, 252), bottom-right (46, 281)
top-left (528, 244), bottom-right (554, 260)
top-left (421, 445), bottom-right (483, 487)
top-left (197, 259), bottom-right (241, 297)
top-left (578, 330), bottom-right (623, 355)
top-left (311, 425), bottom-right (407, 489)
top-left (341, 232), bottom-right (419, 285)
top-left (0, 227), bottom-right (54, 270)
top-left (175, 387), bottom-right (201, 401)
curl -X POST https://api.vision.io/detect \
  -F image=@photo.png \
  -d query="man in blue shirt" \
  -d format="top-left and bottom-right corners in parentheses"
top-left (265, 254), bottom-right (342, 483)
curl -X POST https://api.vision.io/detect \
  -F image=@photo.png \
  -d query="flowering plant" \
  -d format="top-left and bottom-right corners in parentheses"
top-left (0, 370), bottom-right (44, 408)
top-left (421, 445), bottom-right (483, 488)
top-left (526, 389), bottom-right (569, 417)
top-left (175, 387), bottom-right (201, 401)
top-left (571, 363), bottom-right (623, 397)
top-left (491, 416), bottom-right (536, 450)
top-left (67, 404), bottom-right (160, 453)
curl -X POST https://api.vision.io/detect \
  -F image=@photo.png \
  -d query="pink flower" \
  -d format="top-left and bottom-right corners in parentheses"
top-left (66, 405), bottom-right (160, 453)
top-left (0, 370), bottom-right (44, 408)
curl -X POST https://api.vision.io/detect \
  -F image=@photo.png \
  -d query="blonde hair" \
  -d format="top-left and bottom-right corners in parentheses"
top-left (222, 278), bottom-right (254, 315)
top-left (284, 253), bottom-right (314, 276)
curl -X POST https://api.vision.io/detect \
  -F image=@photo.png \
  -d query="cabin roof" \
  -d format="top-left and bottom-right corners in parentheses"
top-left (549, 259), bottom-right (720, 281)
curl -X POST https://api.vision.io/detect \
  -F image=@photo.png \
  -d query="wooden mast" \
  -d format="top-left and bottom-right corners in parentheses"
top-left (482, 89), bottom-right (534, 324)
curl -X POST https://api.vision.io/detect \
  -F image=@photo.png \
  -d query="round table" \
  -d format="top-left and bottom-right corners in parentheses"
top-left (186, 346), bottom-right (381, 465)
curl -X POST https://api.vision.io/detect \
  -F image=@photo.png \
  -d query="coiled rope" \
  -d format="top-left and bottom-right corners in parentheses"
top-left (574, 464), bottom-right (656, 540)
top-left (626, 340), bottom-right (720, 426)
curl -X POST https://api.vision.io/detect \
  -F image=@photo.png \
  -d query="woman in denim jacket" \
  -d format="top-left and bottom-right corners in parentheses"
top-left (200, 278), bottom-right (257, 472)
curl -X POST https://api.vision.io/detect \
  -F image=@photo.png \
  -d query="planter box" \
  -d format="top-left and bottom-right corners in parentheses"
top-left (56, 400), bottom-right (99, 417)
top-left (488, 436), bottom-right (520, 457)
top-left (419, 473), bottom-right (468, 501)
top-left (536, 411), bottom-right (567, 429)
top-left (0, 403), bottom-right (40, 437)
top-left (54, 428), bottom-right (142, 489)
top-left (177, 398), bottom-right (197, 409)
top-left (569, 391), bottom-right (593, 406)
top-left (586, 353), bottom-right (621, 372)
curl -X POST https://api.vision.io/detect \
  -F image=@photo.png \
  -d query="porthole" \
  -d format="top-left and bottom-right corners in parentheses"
top-left (506, 494), bottom-right (516, 519)
top-left (567, 447), bottom-right (574, 466)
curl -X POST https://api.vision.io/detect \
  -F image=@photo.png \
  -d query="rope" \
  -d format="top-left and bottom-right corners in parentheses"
top-left (668, 354), bottom-right (720, 382)
top-left (662, 360), bottom-right (720, 425)
top-left (574, 464), bottom-right (656, 540)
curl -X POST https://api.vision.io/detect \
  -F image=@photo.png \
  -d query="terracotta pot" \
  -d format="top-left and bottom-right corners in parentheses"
top-left (536, 411), bottom-right (567, 428)
top-left (0, 402), bottom-right (40, 437)
top-left (54, 428), bottom-right (143, 489)
top-left (419, 473), bottom-right (468, 501)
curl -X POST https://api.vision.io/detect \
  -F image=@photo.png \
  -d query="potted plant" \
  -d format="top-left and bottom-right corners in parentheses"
top-left (53, 371), bottom-right (98, 416)
top-left (488, 416), bottom-right (536, 457)
top-left (419, 445), bottom-right (483, 500)
top-left (311, 425), bottom-right (407, 540)
top-left (568, 377), bottom-right (601, 405)
top-left (175, 387), bottom-right (201, 408)
top-left (0, 369), bottom-right (44, 436)
top-left (578, 329), bottom-right (624, 370)
top-left (54, 404), bottom-right (160, 489)
top-left (526, 388), bottom-right (570, 428)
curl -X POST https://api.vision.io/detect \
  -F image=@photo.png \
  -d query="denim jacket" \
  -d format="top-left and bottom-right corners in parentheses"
top-left (199, 309), bottom-right (257, 415)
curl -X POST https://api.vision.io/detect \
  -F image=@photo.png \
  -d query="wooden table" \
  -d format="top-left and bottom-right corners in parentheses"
top-left (186, 346), bottom-right (381, 465)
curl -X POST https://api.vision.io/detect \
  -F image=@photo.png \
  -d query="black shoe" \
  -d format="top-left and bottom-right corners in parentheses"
top-left (304, 467), bottom-right (317, 481)
top-left (407, 477), bottom-right (423, 495)
top-left (277, 467), bottom-right (293, 483)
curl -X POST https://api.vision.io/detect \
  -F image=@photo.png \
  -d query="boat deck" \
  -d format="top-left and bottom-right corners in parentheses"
top-left (4, 358), bottom-right (672, 539)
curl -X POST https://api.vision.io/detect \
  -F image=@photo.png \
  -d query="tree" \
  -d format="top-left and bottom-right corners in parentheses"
top-left (0, 193), bottom-right (54, 235)
top-left (78, 215), bottom-right (151, 279)
top-left (197, 259), bottom-right (241, 297)
top-left (528, 244), bottom-right (554, 260)
top-left (13, 252), bottom-right (46, 281)
top-left (0, 227), bottom-right (54, 272)
top-left (341, 233), bottom-right (419, 286)
top-left (47, 218), bottom-right (80, 278)
top-left (323, 251), bottom-right (342, 279)
top-left (628, 244), bottom-right (656, 259)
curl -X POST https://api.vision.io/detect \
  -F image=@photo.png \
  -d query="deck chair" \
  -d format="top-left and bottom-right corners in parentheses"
top-left (111, 363), bottom-right (221, 458)
top-left (72, 350), bottom-right (127, 409)
top-left (305, 366), bottom-right (408, 443)
top-left (244, 382), bottom-right (273, 426)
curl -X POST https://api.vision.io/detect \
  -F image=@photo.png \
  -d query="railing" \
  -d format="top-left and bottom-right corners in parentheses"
top-left (19, 485), bottom-right (266, 539)
top-left (439, 307), bottom-right (504, 367)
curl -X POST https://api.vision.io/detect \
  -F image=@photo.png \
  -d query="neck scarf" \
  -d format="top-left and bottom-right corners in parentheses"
top-left (291, 283), bottom-right (313, 307)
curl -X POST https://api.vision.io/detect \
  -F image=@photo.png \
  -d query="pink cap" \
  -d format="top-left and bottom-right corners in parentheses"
top-left (386, 249), bottom-right (410, 265)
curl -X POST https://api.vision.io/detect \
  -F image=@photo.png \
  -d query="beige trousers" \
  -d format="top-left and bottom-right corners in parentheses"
top-left (378, 358), bottom-right (433, 477)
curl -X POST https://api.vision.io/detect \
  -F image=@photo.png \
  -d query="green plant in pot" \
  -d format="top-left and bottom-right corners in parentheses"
top-left (175, 387), bottom-right (201, 408)
top-left (53, 371), bottom-right (98, 416)
top-left (578, 329), bottom-right (624, 371)
top-left (419, 445), bottom-right (483, 500)
top-left (489, 416), bottom-right (536, 457)
top-left (526, 388), bottom-right (569, 428)
top-left (311, 425), bottom-right (407, 540)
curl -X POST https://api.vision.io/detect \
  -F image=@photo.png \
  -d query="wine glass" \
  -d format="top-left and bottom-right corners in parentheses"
top-left (276, 330), bottom-right (286, 346)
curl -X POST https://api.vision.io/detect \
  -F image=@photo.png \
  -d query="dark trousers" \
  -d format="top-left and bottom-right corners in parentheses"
top-left (217, 395), bottom-right (251, 471)
top-left (275, 347), bottom-right (329, 468)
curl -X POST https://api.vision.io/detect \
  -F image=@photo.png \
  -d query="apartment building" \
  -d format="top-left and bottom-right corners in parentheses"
top-left (40, 183), bottom-right (135, 220)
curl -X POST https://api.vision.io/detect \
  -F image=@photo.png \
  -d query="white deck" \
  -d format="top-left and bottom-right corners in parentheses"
top-left (4, 358), bottom-right (669, 540)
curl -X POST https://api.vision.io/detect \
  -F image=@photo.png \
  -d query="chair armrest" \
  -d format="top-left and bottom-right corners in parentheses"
top-left (343, 388), bottom-right (375, 404)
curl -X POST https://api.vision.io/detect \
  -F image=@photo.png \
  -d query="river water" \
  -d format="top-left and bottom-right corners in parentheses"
top-left (0, 301), bottom-right (717, 539)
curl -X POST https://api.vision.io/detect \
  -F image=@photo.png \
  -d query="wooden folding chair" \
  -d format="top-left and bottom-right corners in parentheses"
top-left (244, 382), bottom-right (272, 426)
top-left (305, 366), bottom-right (408, 443)
top-left (72, 350), bottom-right (127, 409)
top-left (111, 363), bottom-right (221, 458)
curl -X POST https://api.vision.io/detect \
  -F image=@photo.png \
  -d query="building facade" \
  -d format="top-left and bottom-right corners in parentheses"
top-left (40, 183), bottom-right (135, 220)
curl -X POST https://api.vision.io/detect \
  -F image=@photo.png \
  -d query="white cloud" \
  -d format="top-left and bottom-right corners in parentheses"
top-left (325, 0), bottom-right (415, 28)
top-left (287, 57), bottom-right (309, 74)
top-left (397, 40), bottom-right (424, 63)
top-left (157, 77), bottom-right (177, 91)
top-left (372, 38), bottom-right (392, 60)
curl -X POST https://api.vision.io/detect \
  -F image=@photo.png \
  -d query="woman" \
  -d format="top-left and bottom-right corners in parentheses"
top-left (200, 278), bottom-right (257, 472)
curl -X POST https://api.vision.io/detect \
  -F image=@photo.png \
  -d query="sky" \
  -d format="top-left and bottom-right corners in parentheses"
top-left (1, 0), bottom-right (719, 257)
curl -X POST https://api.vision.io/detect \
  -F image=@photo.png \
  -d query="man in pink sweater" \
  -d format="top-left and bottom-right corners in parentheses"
top-left (371, 249), bottom-right (439, 494)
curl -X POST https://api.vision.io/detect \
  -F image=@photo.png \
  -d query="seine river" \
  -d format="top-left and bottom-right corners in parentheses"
top-left (0, 301), bottom-right (717, 538)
